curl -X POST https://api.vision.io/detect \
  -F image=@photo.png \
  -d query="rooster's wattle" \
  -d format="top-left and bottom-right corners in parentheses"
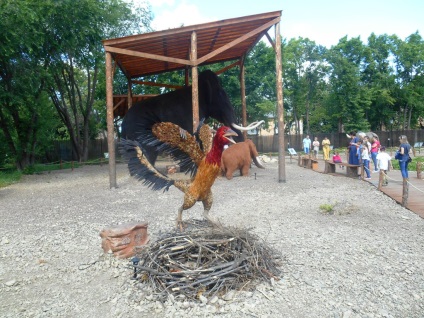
top-left (120, 122), bottom-right (237, 229)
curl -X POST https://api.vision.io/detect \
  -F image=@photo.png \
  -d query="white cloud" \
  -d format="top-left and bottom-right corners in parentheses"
top-left (152, 0), bottom-right (175, 6)
top-left (150, 1), bottom-right (216, 31)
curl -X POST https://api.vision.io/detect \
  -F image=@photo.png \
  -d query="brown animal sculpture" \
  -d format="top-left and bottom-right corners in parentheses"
top-left (221, 139), bottom-right (265, 180)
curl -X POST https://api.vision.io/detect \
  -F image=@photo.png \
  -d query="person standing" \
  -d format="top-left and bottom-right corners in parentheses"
top-left (360, 140), bottom-right (371, 179)
top-left (322, 137), bottom-right (331, 161)
top-left (397, 135), bottom-right (412, 179)
top-left (376, 146), bottom-right (392, 186)
top-left (303, 135), bottom-right (311, 155)
top-left (371, 137), bottom-right (381, 172)
top-left (312, 137), bottom-right (320, 159)
top-left (363, 136), bottom-right (372, 155)
top-left (348, 132), bottom-right (360, 165)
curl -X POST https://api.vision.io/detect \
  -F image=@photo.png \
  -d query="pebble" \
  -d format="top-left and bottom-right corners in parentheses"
top-left (5, 280), bottom-right (17, 287)
top-left (223, 290), bottom-right (236, 301)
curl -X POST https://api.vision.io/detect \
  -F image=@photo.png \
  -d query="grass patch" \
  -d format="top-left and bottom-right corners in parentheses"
top-left (0, 169), bottom-right (22, 188)
top-left (0, 162), bottom-right (83, 188)
top-left (390, 156), bottom-right (423, 171)
top-left (319, 203), bottom-right (335, 214)
top-left (22, 162), bottom-right (81, 175)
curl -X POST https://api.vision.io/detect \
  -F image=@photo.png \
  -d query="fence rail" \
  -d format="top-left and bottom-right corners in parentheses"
top-left (41, 129), bottom-right (424, 163)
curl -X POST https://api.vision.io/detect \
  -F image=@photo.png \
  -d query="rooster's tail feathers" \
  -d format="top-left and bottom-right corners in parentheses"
top-left (119, 139), bottom-right (174, 191)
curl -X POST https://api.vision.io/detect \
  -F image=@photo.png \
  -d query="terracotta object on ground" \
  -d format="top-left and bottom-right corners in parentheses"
top-left (100, 222), bottom-right (149, 259)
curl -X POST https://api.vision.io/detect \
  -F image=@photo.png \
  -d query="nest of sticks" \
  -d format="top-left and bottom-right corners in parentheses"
top-left (131, 219), bottom-right (282, 300)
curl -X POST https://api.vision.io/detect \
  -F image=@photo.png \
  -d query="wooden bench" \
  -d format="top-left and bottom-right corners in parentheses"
top-left (324, 161), bottom-right (361, 178)
top-left (298, 156), bottom-right (319, 170)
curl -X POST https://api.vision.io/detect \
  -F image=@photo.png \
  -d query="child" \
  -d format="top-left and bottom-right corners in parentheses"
top-left (312, 137), bottom-right (320, 159)
top-left (332, 152), bottom-right (343, 169)
top-left (376, 146), bottom-right (392, 186)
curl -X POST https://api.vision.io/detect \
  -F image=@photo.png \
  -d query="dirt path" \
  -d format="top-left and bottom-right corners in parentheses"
top-left (0, 160), bottom-right (423, 317)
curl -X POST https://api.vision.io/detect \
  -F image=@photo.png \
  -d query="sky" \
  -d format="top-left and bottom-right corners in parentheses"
top-left (144, 0), bottom-right (424, 48)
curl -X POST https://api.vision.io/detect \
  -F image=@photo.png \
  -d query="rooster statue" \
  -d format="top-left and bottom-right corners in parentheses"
top-left (120, 121), bottom-right (237, 230)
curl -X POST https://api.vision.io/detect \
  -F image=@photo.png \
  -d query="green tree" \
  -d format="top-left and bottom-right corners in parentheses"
top-left (362, 33), bottom-right (396, 131)
top-left (1, 0), bottom-right (153, 167)
top-left (390, 32), bottom-right (424, 129)
top-left (0, 0), bottom-right (58, 169)
top-left (325, 36), bottom-right (371, 133)
top-left (283, 38), bottom-right (327, 134)
top-left (44, 0), bottom-right (152, 161)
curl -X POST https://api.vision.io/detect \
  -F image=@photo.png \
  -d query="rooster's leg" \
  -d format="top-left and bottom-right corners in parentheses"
top-left (176, 207), bottom-right (184, 232)
top-left (177, 194), bottom-right (196, 231)
top-left (202, 192), bottom-right (220, 228)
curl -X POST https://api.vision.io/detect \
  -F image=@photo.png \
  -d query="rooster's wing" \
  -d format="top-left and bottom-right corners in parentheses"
top-left (152, 122), bottom-right (209, 167)
top-left (196, 122), bottom-right (213, 154)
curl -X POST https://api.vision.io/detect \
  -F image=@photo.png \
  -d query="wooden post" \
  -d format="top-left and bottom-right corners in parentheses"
top-left (402, 178), bottom-right (409, 207)
top-left (127, 80), bottom-right (133, 110)
top-left (417, 162), bottom-right (422, 179)
top-left (190, 31), bottom-right (199, 133)
top-left (275, 21), bottom-right (285, 183)
top-left (240, 57), bottom-right (247, 140)
top-left (106, 51), bottom-right (117, 188)
top-left (378, 170), bottom-right (383, 190)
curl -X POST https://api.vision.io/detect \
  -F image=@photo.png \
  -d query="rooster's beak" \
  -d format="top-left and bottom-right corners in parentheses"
top-left (223, 129), bottom-right (238, 144)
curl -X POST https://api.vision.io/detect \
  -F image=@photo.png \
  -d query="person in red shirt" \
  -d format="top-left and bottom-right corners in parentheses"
top-left (371, 137), bottom-right (381, 172)
top-left (332, 152), bottom-right (343, 169)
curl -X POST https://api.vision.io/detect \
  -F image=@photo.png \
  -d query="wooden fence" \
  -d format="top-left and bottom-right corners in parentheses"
top-left (43, 129), bottom-right (424, 162)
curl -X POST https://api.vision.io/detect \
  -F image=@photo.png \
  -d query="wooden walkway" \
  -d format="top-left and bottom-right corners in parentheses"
top-left (306, 157), bottom-right (424, 219)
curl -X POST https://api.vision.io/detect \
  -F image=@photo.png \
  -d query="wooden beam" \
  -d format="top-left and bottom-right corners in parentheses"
top-left (102, 11), bottom-right (282, 46)
top-left (275, 22), bottom-right (286, 183)
top-left (132, 80), bottom-right (183, 90)
top-left (104, 45), bottom-right (192, 66)
top-left (113, 98), bottom-right (125, 111)
top-left (215, 60), bottom-right (241, 75)
top-left (265, 33), bottom-right (276, 50)
top-left (106, 52), bottom-right (117, 188)
top-left (127, 81), bottom-right (132, 109)
top-left (191, 32), bottom-right (199, 133)
top-left (240, 56), bottom-right (247, 140)
top-left (196, 17), bottom-right (280, 65)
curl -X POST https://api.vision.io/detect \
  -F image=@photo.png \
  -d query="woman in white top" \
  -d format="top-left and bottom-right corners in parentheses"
top-left (361, 140), bottom-right (371, 179)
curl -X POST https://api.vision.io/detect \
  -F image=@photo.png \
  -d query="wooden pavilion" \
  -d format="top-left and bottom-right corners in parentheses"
top-left (102, 11), bottom-right (285, 188)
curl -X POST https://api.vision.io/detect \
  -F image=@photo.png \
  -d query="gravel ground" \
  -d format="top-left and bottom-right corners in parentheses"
top-left (0, 159), bottom-right (423, 318)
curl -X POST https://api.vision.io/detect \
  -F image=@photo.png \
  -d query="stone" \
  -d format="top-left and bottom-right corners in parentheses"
top-left (223, 290), bottom-right (236, 301)
top-left (99, 222), bottom-right (149, 259)
top-left (199, 295), bottom-right (207, 304)
top-left (5, 280), bottom-right (16, 287)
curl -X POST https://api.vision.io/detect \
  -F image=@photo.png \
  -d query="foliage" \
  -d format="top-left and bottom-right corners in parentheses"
top-left (283, 38), bottom-right (328, 134)
top-left (0, 169), bottom-right (21, 188)
top-left (1, 2), bottom-right (423, 168)
top-left (390, 33), bottom-right (424, 130)
top-left (0, 0), bottom-right (153, 169)
top-left (391, 155), bottom-right (423, 171)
